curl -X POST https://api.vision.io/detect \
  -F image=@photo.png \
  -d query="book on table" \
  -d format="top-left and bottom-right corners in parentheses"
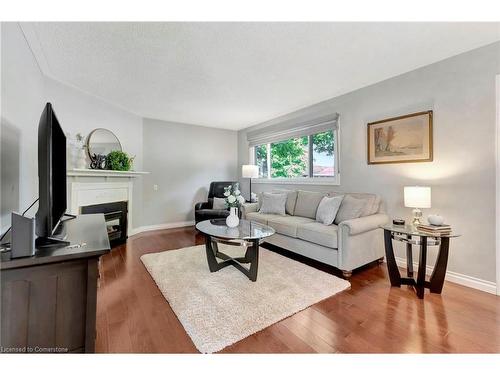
top-left (417, 224), bottom-right (452, 235)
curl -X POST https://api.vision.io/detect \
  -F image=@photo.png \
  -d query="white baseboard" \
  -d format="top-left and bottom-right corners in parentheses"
top-left (130, 221), bottom-right (195, 236)
top-left (394, 256), bottom-right (497, 295)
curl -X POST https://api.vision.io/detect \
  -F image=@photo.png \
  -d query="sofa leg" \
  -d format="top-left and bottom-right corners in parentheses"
top-left (342, 270), bottom-right (352, 279)
top-left (377, 257), bottom-right (384, 264)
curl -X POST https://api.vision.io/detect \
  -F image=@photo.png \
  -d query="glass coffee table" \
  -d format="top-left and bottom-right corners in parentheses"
top-left (381, 224), bottom-right (460, 299)
top-left (195, 219), bottom-right (275, 282)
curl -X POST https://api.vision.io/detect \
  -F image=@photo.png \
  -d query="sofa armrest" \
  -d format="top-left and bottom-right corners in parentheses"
top-left (339, 213), bottom-right (389, 236)
top-left (240, 202), bottom-right (259, 218)
top-left (195, 201), bottom-right (211, 211)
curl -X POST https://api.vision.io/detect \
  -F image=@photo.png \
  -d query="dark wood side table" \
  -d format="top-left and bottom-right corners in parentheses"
top-left (381, 224), bottom-right (460, 299)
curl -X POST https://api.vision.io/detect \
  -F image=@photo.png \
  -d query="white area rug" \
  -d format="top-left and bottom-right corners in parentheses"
top-left (141, 244), bottom-right (350, 353)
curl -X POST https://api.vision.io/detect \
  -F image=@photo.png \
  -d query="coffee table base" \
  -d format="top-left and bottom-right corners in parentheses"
top-left (204, 236), bottom-right (260, 281)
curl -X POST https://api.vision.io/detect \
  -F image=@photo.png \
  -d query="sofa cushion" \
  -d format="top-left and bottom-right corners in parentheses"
top-left (297, 222), bottom-right (339, 249)
top-left (271, 189), bottom-right (298, 215)
top-left (267, 216), bottom-right (315, 238)
top-left (259, 192), bottom-right (287, 215)
top-left (294, 190), bottom-right (326, 219)
top-left (329, 192), bottom-right (381, 217)
top-left (334, 195), bottom-right (367, 224)
top-left (246, 212), bottom-right (283, 225)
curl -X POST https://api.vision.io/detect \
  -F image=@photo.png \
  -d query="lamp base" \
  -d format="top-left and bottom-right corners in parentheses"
top-left (412, 208), bottom-right (423, 226)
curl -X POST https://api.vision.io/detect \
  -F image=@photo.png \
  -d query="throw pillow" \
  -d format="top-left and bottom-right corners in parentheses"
top-left (259, 192), bottom-right (287, 216)
top-left (334, 195), bottom-right (368, 224)
top-left (271, 189), bottom-right (298, 215)
top-left (212, 197), bottom-right (227, 210)
top-left (316, 195), bottom-right (344, 225)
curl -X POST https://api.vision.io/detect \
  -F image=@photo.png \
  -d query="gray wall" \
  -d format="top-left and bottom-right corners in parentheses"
top-left (1, 23), bottom-right (144, 230)
top-left (142, 118), bottom-right (238, 226)
top-left (238, 42), bottom-right (500, 282)
top-left (1, 23), bottom-right (46, 233)
top-left (44, 77), bottom-right (144, 228)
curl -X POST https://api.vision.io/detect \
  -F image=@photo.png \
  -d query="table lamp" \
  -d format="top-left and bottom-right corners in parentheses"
top-left (404, 186), bottom-right (431, 225)
top-left (242, 165), bottom-right (259, 202)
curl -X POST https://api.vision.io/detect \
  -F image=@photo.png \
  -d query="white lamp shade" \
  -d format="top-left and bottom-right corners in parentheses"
top-left (404, 186), bottom-right (431, 208)
top-left (242, 164), bottom-right (259, 178)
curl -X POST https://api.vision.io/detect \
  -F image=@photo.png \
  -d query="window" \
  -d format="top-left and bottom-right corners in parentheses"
top-left (254, 144), bottom-right (268, 178)
top-left (254, 129), bottom-right (338, 182)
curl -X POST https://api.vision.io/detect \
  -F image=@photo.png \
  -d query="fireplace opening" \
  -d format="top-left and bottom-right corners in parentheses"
top-left (80, 201), bottom-right (128, 247)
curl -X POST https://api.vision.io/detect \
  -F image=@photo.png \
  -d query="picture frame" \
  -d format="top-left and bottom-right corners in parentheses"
top-left (367, 110), bottom-right (433, 165)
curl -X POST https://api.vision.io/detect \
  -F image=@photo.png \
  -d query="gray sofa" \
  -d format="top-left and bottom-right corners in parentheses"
top-left (241, 190), bottom-right (388, 278)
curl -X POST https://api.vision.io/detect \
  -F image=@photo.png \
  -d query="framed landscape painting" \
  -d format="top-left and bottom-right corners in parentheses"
top-left (367, 110), bottom-right (433, 165)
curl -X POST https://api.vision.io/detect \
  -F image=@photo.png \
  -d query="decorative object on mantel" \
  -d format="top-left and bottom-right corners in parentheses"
top-left (89, 153), bottom-right (107, 169)
top-left (106, 150), bottom-right (135, 171)
top-left (404, 186), bottom-right (431, 225)
top-left (367, 110), bottom-right (433, 164)
top-left (224, 183), bottom-right (245, 228)
top-left (67, 132), bottom-right (88, 169)
top-left (86, 128), bottom-right (122, 169)
top-left (241, 164), bottom-right (259, 202)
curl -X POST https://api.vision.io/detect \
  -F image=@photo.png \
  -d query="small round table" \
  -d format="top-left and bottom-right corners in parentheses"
top-left (195, 219), bottom-right (275, 282)
top-left (381, 224), bottom-right (460, 299)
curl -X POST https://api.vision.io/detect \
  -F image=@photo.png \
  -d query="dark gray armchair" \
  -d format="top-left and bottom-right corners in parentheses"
top-left (194, 181), bottom-right (237, 224)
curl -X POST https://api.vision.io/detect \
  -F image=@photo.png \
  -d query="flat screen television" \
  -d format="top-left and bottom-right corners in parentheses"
top-left (35, 103), bottom-right (71, 247)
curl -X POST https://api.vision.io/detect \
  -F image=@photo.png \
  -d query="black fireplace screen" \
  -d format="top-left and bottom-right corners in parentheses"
top-left (80, 201), bottom-right (128, 247)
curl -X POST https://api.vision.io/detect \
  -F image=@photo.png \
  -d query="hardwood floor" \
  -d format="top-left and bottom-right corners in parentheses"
top-left (95, 226), bottom-right (500, 353)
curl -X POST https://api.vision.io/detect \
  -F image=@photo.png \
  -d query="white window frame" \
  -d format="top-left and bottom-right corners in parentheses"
top-left (249, 127), bottom-right (340, 186)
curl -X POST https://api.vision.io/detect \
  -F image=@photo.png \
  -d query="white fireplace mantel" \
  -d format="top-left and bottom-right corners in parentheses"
top-left (67, 170), bottom-right (148, 236)
top-left (67, 168), bottom-right (149, 178)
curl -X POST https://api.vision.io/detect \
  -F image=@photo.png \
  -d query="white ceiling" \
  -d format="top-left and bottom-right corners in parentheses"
top-left (22, 22), bottom-right (500, 130)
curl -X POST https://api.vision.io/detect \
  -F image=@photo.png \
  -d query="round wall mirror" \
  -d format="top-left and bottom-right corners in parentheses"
top-left (86, 128), bottom-right (122, 158)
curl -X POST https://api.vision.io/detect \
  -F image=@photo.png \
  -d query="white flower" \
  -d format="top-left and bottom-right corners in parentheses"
top-left (223, 191), bottom-right (230, 197)
top-left (234, 189), bottom-right (241, 196)
top-left (237, 196), bottom-right (245, 204)
top-left (227, 195), bottom-right (236, 203)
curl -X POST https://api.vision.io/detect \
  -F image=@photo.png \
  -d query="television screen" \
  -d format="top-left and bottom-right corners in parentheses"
top-left (35, 103), bottom-right (67, 239)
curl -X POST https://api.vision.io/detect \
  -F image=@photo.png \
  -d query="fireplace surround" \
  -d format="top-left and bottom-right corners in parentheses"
top-left (81, 201), bottom-right (128, 247)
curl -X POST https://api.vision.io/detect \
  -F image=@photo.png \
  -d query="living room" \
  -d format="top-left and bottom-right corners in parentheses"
top-left (1, 0), bottom-right (500, 372)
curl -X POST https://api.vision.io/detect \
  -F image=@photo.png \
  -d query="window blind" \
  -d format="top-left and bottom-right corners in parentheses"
top-left (246, 113), bottom-right (339, 147)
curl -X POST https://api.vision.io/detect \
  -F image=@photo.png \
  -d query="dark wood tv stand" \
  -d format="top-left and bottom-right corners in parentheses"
top-left (0, 214), bottom-right (110, 353)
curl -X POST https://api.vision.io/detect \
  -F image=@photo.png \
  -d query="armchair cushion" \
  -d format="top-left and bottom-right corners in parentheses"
top-left (195, 209), bottom-right (230, 223)
top-left (212, 197), bottom-right (226, 210)
top-left (338, 213), bottom-right (389, 235)
top-left (195, 201), bottom-right (212, 211)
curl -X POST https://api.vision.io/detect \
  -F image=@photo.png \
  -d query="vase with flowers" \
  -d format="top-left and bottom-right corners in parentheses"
top-left (223, 183), bottom-right (245, 228)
